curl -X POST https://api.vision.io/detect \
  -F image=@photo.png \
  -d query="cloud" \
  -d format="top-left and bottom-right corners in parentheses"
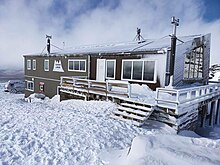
top-left (0, 0), bottom-right (219, 69)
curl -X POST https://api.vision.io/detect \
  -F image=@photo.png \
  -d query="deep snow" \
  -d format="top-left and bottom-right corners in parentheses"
top-left (0, 82), bottom-right (220, 165)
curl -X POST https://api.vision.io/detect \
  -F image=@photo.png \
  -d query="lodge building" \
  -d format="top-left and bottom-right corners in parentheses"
top-left (24, 34), bottom-right (210, 98)
top-left (23, 33), bottom-right (220, 131)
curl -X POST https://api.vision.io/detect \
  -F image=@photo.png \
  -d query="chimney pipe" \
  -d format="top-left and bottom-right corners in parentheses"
top-left (170, 17), bottom-right (179, 77)
top-left (46, 35), bottom-right (52, 54)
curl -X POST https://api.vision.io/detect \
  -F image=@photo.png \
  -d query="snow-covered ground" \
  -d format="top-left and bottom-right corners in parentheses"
top-left (0, 82), bottom-right (220, 165)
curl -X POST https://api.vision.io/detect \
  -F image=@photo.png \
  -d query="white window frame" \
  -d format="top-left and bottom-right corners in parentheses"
top-left (27, 59), bottom-right (31, 70)
top-left (106, 60), bottom-right (116, 79)
top-left (33, 59), bottom-right (36, 70)
top-left (26, 81), bottom-right (34, 91)
top-left (68, 59), bottom-right (86, 72)
top-left (44, 59), bottom-right (49, 71)
top-left (121, 59), bottom-right (157, 83)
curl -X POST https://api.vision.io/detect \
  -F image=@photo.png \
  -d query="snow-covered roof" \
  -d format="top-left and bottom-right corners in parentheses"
top-left (24, 34), bottom-right (203, 56)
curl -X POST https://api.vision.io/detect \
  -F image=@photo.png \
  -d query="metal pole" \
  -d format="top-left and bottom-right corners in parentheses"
top-left (170, 16), bottom-right (179, 77)
top-left (46, 35), bottom-right (52, 55)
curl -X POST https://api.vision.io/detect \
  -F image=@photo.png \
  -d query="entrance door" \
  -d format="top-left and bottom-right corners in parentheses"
top-left (96, 59), bottom-right (106, 81)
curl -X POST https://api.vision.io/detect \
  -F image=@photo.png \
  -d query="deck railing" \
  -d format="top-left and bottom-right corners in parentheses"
top-left (60, 76), bottom-right (131, 98)
top-left (156, 83), bottom-right (220, 108)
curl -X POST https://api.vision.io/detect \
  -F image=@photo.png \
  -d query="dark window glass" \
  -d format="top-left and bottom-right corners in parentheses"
top-left (123, 61), bottom-right (132, 79)
top-left (80, 61), bottom-right (85, 71)
top-left (132, 61), bottom-right (143, 80)
top-left (44, 60), bottom-right (49, 71)
top-left (74, 61), bottom-right (80, 70)
top-left (69, 61), bottom-right (73, 70)
top-left (27, 82), bottom-right (33, 90)
top-left (107, 61), bottom-right (115, 78)
top-left (143, 61), bottom-right (155, 81)
top-left (184, 46), bottom-right (203, 79)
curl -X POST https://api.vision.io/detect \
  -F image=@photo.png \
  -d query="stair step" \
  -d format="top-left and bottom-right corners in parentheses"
top-left (118, 106), bottom-right (150, 117)
top-left (112, 110), bottom-right (147, 121)
top-left (110, 114), bottom-right (143, 127)
top-left (120, 103), bottom-right (152, 112)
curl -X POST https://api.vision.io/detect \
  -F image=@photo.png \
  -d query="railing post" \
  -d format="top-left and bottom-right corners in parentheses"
top-left (176, 90), bottom-right (180, 103)
top-left (196, 89), bottom-right (200, 97)
top-left (128, 83), bottom-right (131, 98)
top-left (155, 88), bottom-right (159, 105)
top-left (186, 90), bottom-right (191, 100)
top-left (201, 88), bottom-right (205, 96)
top-left (106, 80), bottom-right (109, 98)
top-left (60, 77), bottom-right (63, 86)
top-left (216, 99), bottom-right (220, 125)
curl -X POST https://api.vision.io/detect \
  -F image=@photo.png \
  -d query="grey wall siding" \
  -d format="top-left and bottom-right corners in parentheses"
top-left (24, 55), bottom-right (89, 98)
top-left (173, 40), bottom-right (192, 86)
top-left (34, 78), bottom-right (59, 98)
top-left (25, 55), bottom-right (88, 80)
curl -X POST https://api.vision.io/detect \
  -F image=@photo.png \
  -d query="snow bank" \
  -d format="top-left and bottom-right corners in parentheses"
top-left (0, 83), bottom-right (154, 164)
top-left (102, 134), bottom-right (220, 165)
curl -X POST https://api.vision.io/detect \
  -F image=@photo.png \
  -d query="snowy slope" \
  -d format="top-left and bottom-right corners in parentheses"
top-left (1, 82), bottom-right (220, 165)
top-left (101, 134), bottom-right (220, 165)
top-left (0, 83), bottom-right (156, 164)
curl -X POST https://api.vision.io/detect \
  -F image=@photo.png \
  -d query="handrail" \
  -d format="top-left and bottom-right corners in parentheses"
top-left (156, 83), bottom-right (220, 107)
top-left (60, 76), bottom-right (131, 98)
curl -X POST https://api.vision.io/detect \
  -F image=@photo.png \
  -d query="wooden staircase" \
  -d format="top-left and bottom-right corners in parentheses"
top-left (110, 101), bottom-right (154, 127)
top-left (59, 77), bottom-right (155, 127)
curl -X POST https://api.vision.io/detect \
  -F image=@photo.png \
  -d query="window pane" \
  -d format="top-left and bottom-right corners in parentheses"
top-left (27, 60), bottom-right (31, 69)
top-left (69, 61), bottom-right (73, 70)
top-left (74, 61), bottom-right (80, 70)
top-left (132, 61), bottom-right (143, 80)
top-left (143, 61), bottom-right (155, 81)
top-left (184, 55), bottom-right (190, 79)
top-left (27, 82), bottom-right (33, 90)
top-left (44, 60), bottom-right (49, 71)
top-left (80, 61), bottom-right (85, 71)
top-left (123, 61), bottom-right (132, 79)
top-left (107, 61), bottom-right (115, 78)
top-left (183, 46), bottom-right (204, 80)
top-left (33, 60), bottom-right (36, 70)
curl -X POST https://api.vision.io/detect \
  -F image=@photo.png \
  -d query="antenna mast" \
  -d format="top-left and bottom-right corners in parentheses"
top-left (134, 27), bottom-right (145, 42)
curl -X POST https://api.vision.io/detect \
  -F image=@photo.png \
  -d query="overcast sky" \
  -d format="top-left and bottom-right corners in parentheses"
top-left (0, 0), bottom-right (220, 69)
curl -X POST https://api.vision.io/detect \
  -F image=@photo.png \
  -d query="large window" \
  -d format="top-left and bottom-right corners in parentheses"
top-left (33, 59), bottom-right (36, 70)
top-left (184, 46), bottom-right (203, 79)
top-left (122, 60), bottom-right (156, 82)
top-left (106, 60), bottom-right (116, 79)
top-left (68, 60), bottom-right (86, 72)
top-left (27, 60), bottom-right (31, 70)
top-left (27, 81), bottom-right (34, 91)
top-left (44, 59), bottom-right (49, 71)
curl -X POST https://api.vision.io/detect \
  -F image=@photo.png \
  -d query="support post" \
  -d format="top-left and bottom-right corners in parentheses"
top-left (201, 105), bottom-right (207, 128)
top-left (216, 99), bottom-right (220, 125)
top-left (209, 101), bottom-right (216, 127)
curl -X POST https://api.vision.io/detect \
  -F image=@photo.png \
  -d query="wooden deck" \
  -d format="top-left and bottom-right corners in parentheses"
top-left (155, 83), bottom-right (220, 130)
top-left (58, 77), bottom-right (154, 127)
top-left (58, 77), bottom-right (220, 131)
